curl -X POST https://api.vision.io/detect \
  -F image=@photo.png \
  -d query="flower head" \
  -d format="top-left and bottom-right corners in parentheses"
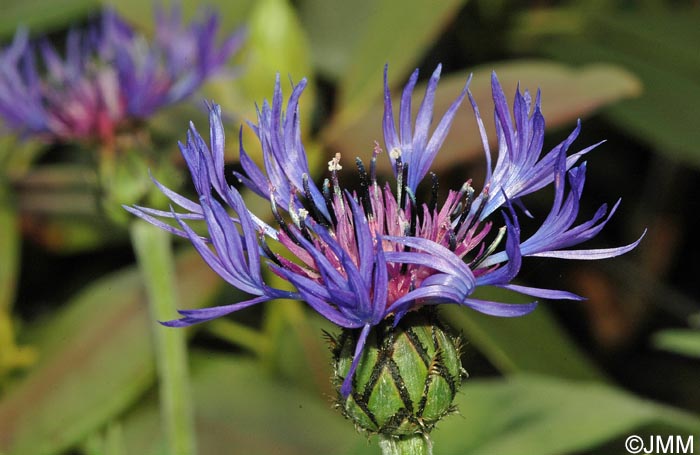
top-left (127, 66), bottom-right (644, 396)
top-left (0, 6), bottom-right (243, 143)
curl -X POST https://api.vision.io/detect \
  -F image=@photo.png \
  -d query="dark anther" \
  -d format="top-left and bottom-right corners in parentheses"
top-left (259, 232), bottom-right (284, 267)
top-left (356, 157), bottom-right (374, 217)
top-left (322, 179), bottom-right (338, 227)
top-left (453, 206), bottom-right (470, 235)
top-left (465, 191), bottom-right (487, 233)
top-left (408, 204), bottom-right (417, 238)
top-left (399, 162), bottom-right (409, 211)
top-left (399, 217), bottom-right (417, 275)
top-left (448, 229), bottom-right (457, 251)
top-left (428, 172), bottom-right (439, 213)
top-left (298, 215), bottom-right (314, 243)
top-left (454, 184), bottom-right (476, 234)
top-left (270, 198), bottom-right (301, 246)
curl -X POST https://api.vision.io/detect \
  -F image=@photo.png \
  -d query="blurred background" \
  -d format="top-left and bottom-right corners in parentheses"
top-left (1, 0), bottom-right (699, 454)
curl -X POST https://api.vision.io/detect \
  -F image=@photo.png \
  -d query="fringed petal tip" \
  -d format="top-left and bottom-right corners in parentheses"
top-left (533, 228), bottom-right (647, 261)
top-left (463, 298), bottom-right (538, 317)
top-left (159, 307), bottom-right (234, 328)
top-left (159, 317), bottom-right (196, 328)
top-left (500, 283), bottom-right (586, 301)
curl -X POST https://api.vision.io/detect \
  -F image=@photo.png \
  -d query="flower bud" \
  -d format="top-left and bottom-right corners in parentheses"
top-left (332, 308), bottom-right (464, 436)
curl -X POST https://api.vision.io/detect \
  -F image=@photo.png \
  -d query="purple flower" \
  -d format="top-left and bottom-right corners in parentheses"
top-left (127, 66), bottom-right (644, 396)
top-left (0, 6), bottom-right (244, 143)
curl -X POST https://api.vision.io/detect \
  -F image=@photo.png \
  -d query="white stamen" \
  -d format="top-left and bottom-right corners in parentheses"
top-left (328, 153), bottom-right (343, 172)
top-left (389, 147), bottom-right (402, 160)
top-left (289, 206), bottom-right (309, 229)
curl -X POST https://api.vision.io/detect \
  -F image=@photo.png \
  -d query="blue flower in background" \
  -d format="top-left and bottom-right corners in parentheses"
top-left (0, 6), bottom-right (244, 143)
top-left (127, 66), bottom-right (644, 396)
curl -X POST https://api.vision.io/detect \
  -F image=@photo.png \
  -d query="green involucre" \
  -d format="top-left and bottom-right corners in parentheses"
top-left (332, 308), bottom-right (465, 436)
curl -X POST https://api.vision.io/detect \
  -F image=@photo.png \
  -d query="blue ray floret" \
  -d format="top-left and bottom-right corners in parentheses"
top-left (127, 66), bottom-right (644, 396)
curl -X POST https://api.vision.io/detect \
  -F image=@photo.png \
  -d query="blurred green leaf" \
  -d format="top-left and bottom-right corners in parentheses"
top-left (432, 374), bottom-right (700, 455)
top-left (0, 184), bottom-right (19, 312)
top-left (20, 216), bottom-right (124, 253)
top-left (0, 313), bottom-right (37, 382)
top-left (301, 0), bottom-right (467, 130)
top-left (0, 136), bottom-right (45, 177)
top-left (442, 287), bottom-right (604, 381)
top-left (0, 250), bottom-right (222, 455)
top-left (235, 0), bottom-right (313, 104)
top-left (297, 0), bottom-right (375, 79)
top-left (260, 294), bottom-right (336, 396)
top-left (325, 60), bottom-right (641, 173)
top-left (107, 0), bottom-right (253, 33)
top-left (534, 10), bottom-right (700, 168)
top-left (119, 353), bottom-right (378, 455)
top-left (654, 329), bottom-right (700, 359)
top-left (298, 0), bottom-right (466, 81)
top-left (12, 164), bottom-right (126, 253)
top-left (82, 423), bottom-right (127, 455)
top-left (0, 0), bottom-right (97, 38)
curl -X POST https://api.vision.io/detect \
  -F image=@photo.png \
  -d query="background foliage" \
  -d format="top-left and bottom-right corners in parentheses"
top-left (1, 0), bottom-right (699, 454)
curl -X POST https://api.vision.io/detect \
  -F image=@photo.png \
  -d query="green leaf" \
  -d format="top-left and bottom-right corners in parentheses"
top-left (654, 329), bottom-right (700, 359)
top-left (0, 250), bottom-right (223, 455)
top-left (0, 184), bottom-right (19, 312)
top-left (297, 0), bottom-right (376, 79)
top-left (302, 0), bottom-right (467, 130)
top-left (12, 164), bottom-right (125, 253)
top-left (118, 353), bottom-right (379, 455)
top-left (260, 298), bottom-right (337, 395)
top-left (0, 184), bottom-right (36, 380)
top-left (432, 374), bottom-right (700, 455)
top-left (324, 60), bottom-right (641, 173)
top-left (0, 135), bottom-right (45, 177)
top-left (537, 10), bottom-right (700, 168)
top-left (442, 287), bottom-right (604, 381)
top-left (298, 0), bottom-right (466, 82)
top-left (236, 0), bottom-right (313, 100)
top-left (0, 0), bottom-right (97, 38)
top-left (107, 0), bottom-right (253, 34)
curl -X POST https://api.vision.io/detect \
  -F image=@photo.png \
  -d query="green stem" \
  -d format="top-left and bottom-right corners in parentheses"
top-left (130, 220), bottom-right (197, 455)
top-left (378, 434), bottom-right (433, 455)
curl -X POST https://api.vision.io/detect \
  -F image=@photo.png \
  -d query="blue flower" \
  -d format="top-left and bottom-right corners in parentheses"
top-left (127, 66), bottom-right (644, 396)
top-left (0, 5), bottom-right (243, 142)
